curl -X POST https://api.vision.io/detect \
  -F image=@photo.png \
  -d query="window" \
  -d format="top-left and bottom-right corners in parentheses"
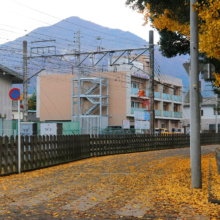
top-left (209, 124), bottom-right (220, 130)
top-left (209, 124), bottom-right (215, 130)
top-left (161, 124), bottom-right (165, 128)
top-left (201, 110), bottom-right (203, 116)
top-left (131, 102), bottom-right (140, 108)
top-left (131, 83), bottom-right (139, 89)
top-left (174, 106), bottom-right (178, 112)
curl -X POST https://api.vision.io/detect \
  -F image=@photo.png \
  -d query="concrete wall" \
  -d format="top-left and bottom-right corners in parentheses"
top-left (0, 75), bottom-right (12, 120)
top-left (39, 74), bottom-right (73, 121)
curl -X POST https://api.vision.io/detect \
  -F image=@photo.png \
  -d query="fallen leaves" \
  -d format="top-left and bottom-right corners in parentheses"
top-left (0, 146), bottom-right (219, 219)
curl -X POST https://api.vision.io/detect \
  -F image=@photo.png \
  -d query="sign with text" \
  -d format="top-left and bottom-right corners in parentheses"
top-left (134, 111), bottom-right (150, 120)
top-left (20, 122), bottom-right (37, 136)
top-left (40, 123), bottom-right (63, 136)
top-left (132, 72), bottom-right (149, 79)
top-left (135, 121), bottom-right (150, 129)
top-left (122, 120), bottom-right (130, 129)
top-left (41, 123), bottom-right (57, 136)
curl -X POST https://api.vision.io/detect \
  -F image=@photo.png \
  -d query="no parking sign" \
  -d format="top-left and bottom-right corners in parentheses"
top-left (9, 88), bottom-right (21, 174)
top-left (9, 88), bottom-right (20, 101)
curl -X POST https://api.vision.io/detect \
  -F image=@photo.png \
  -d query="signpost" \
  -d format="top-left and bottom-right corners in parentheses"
top-left (9, 88), bottom-right (21, 174)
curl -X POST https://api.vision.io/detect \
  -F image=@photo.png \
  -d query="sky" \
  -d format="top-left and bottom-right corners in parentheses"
top-left (0, 0), bottom-right (160, 45)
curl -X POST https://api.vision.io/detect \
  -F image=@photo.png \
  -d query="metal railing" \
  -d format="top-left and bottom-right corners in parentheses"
top-left (163, 111), bottom-right (172, 117)
top-left (131, 107), bottom-right (147, 114)
top-left (173, 95), bottom-right (182, 102)
top-left (155, 110), bottom-right (162, 116)
top-left (163, 93), bottom-right (172, 100)
top-left (154, 92), bottom-right (161, 98)
top-left (131, 88), bottom-right (139, 95)
top-left (174, 112), bottom-right (182, 118)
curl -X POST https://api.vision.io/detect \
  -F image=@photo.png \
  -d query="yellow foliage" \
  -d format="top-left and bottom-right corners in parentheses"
top-left (141, 1), bottom-right (220, 88)
top-left (142, 1), bottom-right (220, 61)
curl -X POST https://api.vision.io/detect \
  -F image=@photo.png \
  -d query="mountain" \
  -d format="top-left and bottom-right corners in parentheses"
top-left (1, 16), bottom-right (190, 95)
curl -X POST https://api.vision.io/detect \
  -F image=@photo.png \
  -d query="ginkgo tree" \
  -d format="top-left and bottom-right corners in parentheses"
top-left (126, 0), bottom-right (220, 89)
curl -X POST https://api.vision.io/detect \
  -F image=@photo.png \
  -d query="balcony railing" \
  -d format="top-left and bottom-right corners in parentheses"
top-left (131, 89), bottom-right (162, 100)
top-left (174, 112), bottom-right (182, 118)
top-left (131, 107), bottom-right (147, 114)
top-left (131, 88), bottom-right (139, 95)
top-left (163, 111), bottom-right (172, 117)
top-left (154, 92), bottom-right (161, 98)
top-left (163, 93), bottom-right (172, 100)
top-left (155, 110), bottom-right (161, 116)
top-left (173, 95), bottom-right (182, 102)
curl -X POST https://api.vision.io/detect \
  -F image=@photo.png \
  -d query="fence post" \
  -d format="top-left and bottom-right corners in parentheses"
top-left (0, 136), bottom-right (2, 175)
top-left (4, 136), bottom-right (9, 174)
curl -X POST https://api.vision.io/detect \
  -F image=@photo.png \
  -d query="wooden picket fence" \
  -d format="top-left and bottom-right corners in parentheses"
top-left (0, 133), bottom-right (220, 176)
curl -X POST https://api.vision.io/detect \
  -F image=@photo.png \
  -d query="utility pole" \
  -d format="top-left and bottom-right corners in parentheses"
top-left (23, 41), bottom-right (28, 122)
top-left (216, 94), bottom-right (218, 133)
top-left (190, 0), bottom-right (202, 188)
top-left (75, 30), bottom-right (81, 130)
top-left (149, 31), bottom-right (155, 134)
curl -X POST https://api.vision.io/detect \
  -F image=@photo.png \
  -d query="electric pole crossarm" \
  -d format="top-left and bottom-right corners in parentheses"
top-left (62, 57), bottom-right (75, 67)
top-left (77, 54), bottom-right (91, 67)
top-left (27, 48), bottom-right (149, 59)
top-left (128, 49), bottom-right (149, 64)
top-left (110, 51), bottom-right (126, 66)
top-left (23, 68), bottom-right (45, 84)
top-left (132, 65), bottom-right (150, 77)
top-left (31, 40), bottom-right (56, 44)
top-left (93, 52), bottom-right (108, 66)
top-left (47, 58), bottom-right (60, 68)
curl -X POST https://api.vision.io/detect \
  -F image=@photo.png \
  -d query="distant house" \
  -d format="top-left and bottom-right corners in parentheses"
top-left (0, 64), bottom-right (23, 120)
top-left (183, 97), bottom-right (220, 132)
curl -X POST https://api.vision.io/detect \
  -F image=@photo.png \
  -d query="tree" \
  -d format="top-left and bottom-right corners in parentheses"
top-left (28, 92), bottom-right (36, 110)
top-left (125, 0), bottom-right (220, 89)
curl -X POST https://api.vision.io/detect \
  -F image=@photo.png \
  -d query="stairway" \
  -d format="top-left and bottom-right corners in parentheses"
top-left (85, 104), bottom-right (100, 115)
top-left (85, 83), bottom-right (100, 95)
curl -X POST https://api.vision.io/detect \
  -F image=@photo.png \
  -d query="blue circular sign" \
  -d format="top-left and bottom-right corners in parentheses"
top-left (9, 88), bottom-right (20, 101)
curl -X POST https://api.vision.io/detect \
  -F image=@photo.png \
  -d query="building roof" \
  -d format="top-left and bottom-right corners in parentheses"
top-left (184, 97), bottom-right (216, 107)
top-left (0, 64), bottom-right (23, 84)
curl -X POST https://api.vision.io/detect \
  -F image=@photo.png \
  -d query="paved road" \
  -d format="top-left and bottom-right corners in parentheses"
top-left (0, 145), bottom-right (218, 220)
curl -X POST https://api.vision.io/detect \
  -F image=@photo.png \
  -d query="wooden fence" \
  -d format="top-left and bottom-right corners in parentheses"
top-left (0, 133), bottom-right (220, 176)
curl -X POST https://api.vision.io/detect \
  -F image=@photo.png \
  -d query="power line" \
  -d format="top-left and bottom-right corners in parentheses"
top-left (10, 0), bottom-right (146, 46)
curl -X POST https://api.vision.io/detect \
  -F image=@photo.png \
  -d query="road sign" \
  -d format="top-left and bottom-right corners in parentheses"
top-left (183, 62), bottom-right (205, 75)
top-left (201, 63), bottom-right (215, 80)
top-left (9, 88), bottom-right (20, 101)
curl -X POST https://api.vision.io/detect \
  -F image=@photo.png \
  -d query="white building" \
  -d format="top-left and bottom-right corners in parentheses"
top-left (183, 97), bottom-right (220, 131)
top-left (0, 64), bottom-right (23, 120)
